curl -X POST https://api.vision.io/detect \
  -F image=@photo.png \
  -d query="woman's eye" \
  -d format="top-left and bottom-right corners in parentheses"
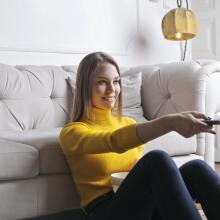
top-left (97, 80), bottom-right (107, 85)
top-left (97, 79), bottom-right (120, 85)
top-left (113, 80), bottom-right (120, 84)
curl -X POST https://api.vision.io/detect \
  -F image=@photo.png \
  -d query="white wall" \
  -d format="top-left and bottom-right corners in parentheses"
top-left (0, 0), bottom-right (189, 66)
top-left (191, 0), bottom-right (220, 61)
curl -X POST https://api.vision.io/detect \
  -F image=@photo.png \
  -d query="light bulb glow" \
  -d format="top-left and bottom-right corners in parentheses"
top-left (176, 32), bottom-right (182, 39)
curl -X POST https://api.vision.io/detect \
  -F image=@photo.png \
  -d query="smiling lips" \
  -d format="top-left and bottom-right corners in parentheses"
top-left (102, 97), bottom-right (115, 102)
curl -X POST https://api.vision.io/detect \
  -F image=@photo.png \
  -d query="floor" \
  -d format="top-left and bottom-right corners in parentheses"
top-left (27, 209), bottom-right (85, 220)
top-left (29, 163), bottom-right (220, 220)
top-left (215, 162), bottom-right (220, 175)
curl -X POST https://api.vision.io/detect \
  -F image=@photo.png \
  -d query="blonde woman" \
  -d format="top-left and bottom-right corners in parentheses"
top-left (60, 52), bottom-right (220, 220)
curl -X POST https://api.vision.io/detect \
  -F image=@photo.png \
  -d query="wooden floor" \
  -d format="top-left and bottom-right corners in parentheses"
top-left (215, 162), bottom-right (220, 175)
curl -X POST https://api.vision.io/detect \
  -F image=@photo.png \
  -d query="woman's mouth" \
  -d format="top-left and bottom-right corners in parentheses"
top-left (102, 97), bottom-right (115, 102)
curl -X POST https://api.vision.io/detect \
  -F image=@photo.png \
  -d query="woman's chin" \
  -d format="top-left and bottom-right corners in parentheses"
top-left (94, 101), bottom-right (116, 110)
top-left (102, 102), bottom-right (115, 109)
top-left (103, 104), bottom-right (114, 110)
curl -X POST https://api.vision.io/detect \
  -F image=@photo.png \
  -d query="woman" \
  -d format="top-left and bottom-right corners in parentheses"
top-left (59, 52), bottom-right (220, 220)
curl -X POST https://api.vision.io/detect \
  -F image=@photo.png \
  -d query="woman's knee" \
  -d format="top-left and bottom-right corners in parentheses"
top-left (180, 159), bottom-right (212, 180)
top-left (181, 159), bottom-right (209, 172)
top-left (140, 150), bottom-right (172, 167)
top-left (144, 149), bottom-right (169, 159)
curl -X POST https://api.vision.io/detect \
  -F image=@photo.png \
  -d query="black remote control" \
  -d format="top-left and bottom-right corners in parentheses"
top-left (203, 119), bottom-right (220, 126)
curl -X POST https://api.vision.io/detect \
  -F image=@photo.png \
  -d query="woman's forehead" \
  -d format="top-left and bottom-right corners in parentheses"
top-left (94, 63), bottom-right (119, 78)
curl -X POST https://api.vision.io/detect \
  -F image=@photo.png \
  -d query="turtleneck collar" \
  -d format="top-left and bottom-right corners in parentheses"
top-left (87, 107), bottom-right (114, 124)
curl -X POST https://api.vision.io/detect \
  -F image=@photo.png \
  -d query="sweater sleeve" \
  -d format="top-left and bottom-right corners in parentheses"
top-left (123, 117), bottom-right (144, 157)
top-left (59, 122), bottom-right (144, 155)
top-left (137, 145), bottom-right (144, 157)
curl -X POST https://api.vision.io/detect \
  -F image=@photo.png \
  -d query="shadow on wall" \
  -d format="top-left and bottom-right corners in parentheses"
top-left (125, 1), bottom-right (183, 65)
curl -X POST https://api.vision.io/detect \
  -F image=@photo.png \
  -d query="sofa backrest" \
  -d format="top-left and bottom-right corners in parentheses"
top-left (0, 63), bottom-right (153, 131)
top-left (0, 61), bottom-right (201, 131)
top-left (0, 64), bottom-right (77, 131)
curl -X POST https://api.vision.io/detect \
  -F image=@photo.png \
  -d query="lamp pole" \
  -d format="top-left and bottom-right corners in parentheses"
top-left (177, 0), bottom-right (189, 9)
top-left (178, 0), bottom-right (189, 61)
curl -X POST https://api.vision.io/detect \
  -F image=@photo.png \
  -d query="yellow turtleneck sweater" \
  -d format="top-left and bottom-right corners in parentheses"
top-left (59, 108), bottom-right (144, 207)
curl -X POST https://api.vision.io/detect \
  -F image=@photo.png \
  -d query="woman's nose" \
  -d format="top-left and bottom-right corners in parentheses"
top-left (107, 82), bottom-right (115, 93)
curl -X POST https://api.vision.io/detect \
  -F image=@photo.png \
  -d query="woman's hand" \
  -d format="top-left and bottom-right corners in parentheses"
top-left (170, 111), bottom-right (216, 138)
top-left (136, 111), bottom-right (215, 144)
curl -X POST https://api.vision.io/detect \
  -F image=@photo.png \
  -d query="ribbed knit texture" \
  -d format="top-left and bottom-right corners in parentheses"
top-left (59, 108), bottom-right (144, 207)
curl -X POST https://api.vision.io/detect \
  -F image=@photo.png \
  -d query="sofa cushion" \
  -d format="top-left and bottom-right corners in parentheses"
top-left (0, 128), bottom-right (70, 175)
top-left (0, 175), bottom-right (80, 219)
top-left (0, 139), bottom-right (38, 180)
top-left (0, 64), bottom-right (74, 131)
top-left (0, 127), bottom-right (196, 179)
top-left (120, 70), bottom-right (146, 122)
top-left (143, 131), bottom-right (197, 156)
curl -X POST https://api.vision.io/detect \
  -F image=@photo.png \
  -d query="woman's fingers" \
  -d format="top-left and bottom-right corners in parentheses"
top-left (207, 129), bottom-right (216, 135)
top-left (194, 119), bottom-right (216, 134)
top-left (197, 121), bottom-right (216, 134)
top-left (172, 111), bottom-right (215, 137)
top-left (189, 111), bottom-right (209, 120)
top-left (193, 114), bottom-right (216, 134)
top-left (182, 112), bottom-right (216, 136)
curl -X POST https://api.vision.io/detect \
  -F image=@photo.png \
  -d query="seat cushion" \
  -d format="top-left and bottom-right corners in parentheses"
top-left (0, 139), bottom-right (38, 180)
top-left (0, 128), bottom-right (70, 175)
top-left (0, 127), bottom-right (196, 178)
top-left (143, 131), bottom-right (197, 156)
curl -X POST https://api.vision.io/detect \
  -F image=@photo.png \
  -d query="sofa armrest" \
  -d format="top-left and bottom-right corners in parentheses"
top-left (196, 60), bottom-right (220, 167)
top-left (139, 61), bottom-right (205, 159)
top-left (135, 60), bottom-right (220, 167)
top-left (140, 61), bottom-right (203, 118)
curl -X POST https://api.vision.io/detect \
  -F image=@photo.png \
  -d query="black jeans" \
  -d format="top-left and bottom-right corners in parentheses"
top-left (85, 150), bottom-right (220, 220)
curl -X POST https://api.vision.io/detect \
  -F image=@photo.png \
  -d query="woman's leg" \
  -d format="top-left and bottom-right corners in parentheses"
top-left (104, 150), bottom-right (202, 220)
top-left (180, 159), bottom-right (220, 220)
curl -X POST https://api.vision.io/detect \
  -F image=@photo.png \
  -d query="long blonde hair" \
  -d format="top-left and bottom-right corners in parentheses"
top-left (71, 52), bottom-right (122, 122)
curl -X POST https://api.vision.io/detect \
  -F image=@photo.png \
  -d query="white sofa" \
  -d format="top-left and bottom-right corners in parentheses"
top-left (0, 60), bottom-right (220, 219)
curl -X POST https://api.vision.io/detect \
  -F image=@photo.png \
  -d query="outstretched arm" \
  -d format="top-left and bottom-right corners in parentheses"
top-left (136, 111), bottom-right (215, 143)
top-left (60, 111), bottom-right (215, 155)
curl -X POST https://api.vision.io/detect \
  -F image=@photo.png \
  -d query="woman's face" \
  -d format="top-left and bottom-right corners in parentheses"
top-left (91, 63), bottom-right (121, 110)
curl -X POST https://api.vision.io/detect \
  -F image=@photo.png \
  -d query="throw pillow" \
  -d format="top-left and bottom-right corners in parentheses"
top-left (120, 70), bottom-right (146, 122)
top-left (67, 75), bottom-right (76, 95)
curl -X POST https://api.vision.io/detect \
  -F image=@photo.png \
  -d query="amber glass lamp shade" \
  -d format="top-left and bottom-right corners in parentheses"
top-left (162, 7), bottom-right (198, 41)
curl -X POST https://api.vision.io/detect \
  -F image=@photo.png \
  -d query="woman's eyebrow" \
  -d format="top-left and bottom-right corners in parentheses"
top-left (114, 76), bottom-right (121, 79)
top-left (96, 76), bottom-right (120, 80)
top-left (96, 76), bottom-right (107, 79)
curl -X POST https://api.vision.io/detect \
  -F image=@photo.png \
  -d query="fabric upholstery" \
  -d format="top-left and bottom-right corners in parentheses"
top-left (0, 64), bottom-right (73, 130)
top-left (0, 175), bottom-right (79, 220)
top-left (143, 132), bottom-right (196, 156)
top-left (0, 139), bottom-right (38, 180)
top-left (121, 70), bottom-right (145, 122)
top-left (0, 128), bottom-right (70, 175)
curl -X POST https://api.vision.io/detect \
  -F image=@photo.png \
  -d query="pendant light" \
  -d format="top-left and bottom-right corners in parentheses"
top-left (161, 0), bottom-right (198, 60)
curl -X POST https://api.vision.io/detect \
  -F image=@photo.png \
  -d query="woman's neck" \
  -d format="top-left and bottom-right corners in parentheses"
top-left (80, 107), bottom-right (116, 125)
top-left (89, 107), bottom-right (112, 121)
